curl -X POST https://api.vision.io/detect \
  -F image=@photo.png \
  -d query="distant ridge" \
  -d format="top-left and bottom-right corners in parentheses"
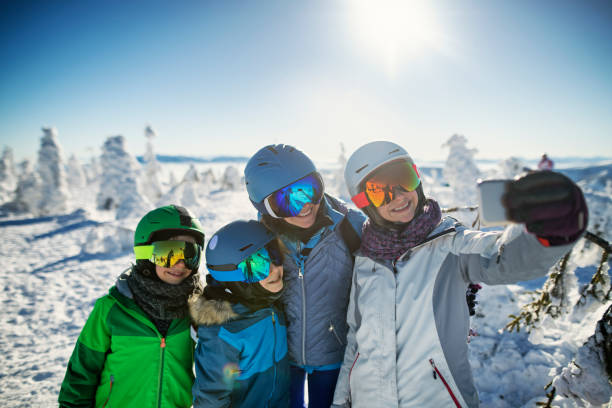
top-left (135, 155), bottom-right (249, 164)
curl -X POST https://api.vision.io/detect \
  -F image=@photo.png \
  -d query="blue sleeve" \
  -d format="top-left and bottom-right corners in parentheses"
top-left (347, 209), bottom-right (366, 238)
top-left (192, 326), bottom-right (241, 408)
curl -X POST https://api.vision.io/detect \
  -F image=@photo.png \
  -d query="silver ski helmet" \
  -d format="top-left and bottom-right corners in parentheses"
top-left (244, 144), bottom-right (321, 216)
top-left (345, 141), bottom-right (423, 214)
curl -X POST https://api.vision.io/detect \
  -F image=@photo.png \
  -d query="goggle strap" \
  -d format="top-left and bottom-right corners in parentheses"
top-left (351, 191), bottom-right (370, 209)
top-left (134, 245), bottom-right (153, 260)
top-left (264, 196), bottom-right (281, 218)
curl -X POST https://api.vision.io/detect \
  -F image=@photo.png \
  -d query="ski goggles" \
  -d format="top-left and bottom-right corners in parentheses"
top-left (207, 241), bottom-right (283, 283)
top-left (351, 160), bottom-right (421, 209)
top-left (134, 240), bottom-right (202, 270)
top-left (262, 173), bottom-right (324, 218)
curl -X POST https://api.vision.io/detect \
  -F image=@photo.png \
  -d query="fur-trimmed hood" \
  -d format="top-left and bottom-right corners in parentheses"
top-left (189, 293), bottom-right (238, 326)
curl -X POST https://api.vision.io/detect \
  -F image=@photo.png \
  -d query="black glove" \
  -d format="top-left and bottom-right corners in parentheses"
top-left (502, 171), bottom-right (588, 246)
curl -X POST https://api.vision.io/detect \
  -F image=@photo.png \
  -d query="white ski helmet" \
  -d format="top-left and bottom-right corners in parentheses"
top-left (344, 141), bottom-right (415, 199)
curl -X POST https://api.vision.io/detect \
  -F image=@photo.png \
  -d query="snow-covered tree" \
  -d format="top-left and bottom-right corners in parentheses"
top-left (96, 135), bottom-right (151, 219)
top-left (10, 160), bottom-right (42, 213)
top-left (37, 127), bottom-right (70, 215)
top-left (331, 143), bottom-right (350, 201)
top-left (442, 134), bottom-right (480, 206)
top-left (220, 165), bottom-right (241, 190)
top-left (158, 169), bottom-right (201, 209)
top-left (168, 170), bottom-right (178, 188)
top-left (183, 164), bottom-right (200, 183)
top-left (0, 146), bottom-right (17, 204)
top-left (83, 147), bottom-right (101, 183)
top-left (141, 125), bottom-right (163, 202)
top-left (506, 253), bottom-right (578, 333)
top-left (66, 154), bottom-right (86, 190)
top-left (549, 304), bottom-right (612, 406)
top-left (200, 168), bottom-right (216, 186)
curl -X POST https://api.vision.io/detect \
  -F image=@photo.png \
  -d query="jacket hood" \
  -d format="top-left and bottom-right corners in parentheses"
top-left (115, 270), bottom-right (134, 299)
top-left (189, 292), bottom-right (238, 326)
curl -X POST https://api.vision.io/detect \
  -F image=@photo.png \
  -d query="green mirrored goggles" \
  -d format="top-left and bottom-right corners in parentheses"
top-left (134, 240), bottom-right (202, 270)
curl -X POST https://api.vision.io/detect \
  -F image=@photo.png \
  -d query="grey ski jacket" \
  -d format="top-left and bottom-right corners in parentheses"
top-left (280, 195), bottom-right (365, 367)
top-left (332, 217), bottom-right (577, 408)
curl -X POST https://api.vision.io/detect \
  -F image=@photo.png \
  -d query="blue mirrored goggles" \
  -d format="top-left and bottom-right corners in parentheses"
top-left (263, 173), bottom-right (324, 218)
top-left (206, 241), bottom-right (283, 283)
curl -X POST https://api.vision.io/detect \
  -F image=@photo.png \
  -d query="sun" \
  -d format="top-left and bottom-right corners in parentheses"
top-left (345, 0), bottom-right (445, 76)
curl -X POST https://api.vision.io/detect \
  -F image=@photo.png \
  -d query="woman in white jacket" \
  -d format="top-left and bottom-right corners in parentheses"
top-left (332, 141), bottom-right (588, 408)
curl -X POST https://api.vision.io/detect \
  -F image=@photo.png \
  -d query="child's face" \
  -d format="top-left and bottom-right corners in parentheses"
top-left (155, 235), bottom-right (196, 285)
top-left (283, 202), bottom-right (320, 229)
top-left (376, 189), bottom-right (419, 224)
top-left (258, 263), bottom-right (284, 293)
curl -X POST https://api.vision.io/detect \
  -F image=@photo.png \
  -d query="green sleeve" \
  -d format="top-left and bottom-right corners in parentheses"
top-left (58, 296), bottom-right (113, 407)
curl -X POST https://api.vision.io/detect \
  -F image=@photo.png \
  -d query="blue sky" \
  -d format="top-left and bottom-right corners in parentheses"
top-left (1, 0), bottom-right (611, 163)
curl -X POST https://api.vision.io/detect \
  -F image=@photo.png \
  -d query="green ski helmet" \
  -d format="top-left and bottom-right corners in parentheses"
top-left (134, 205), bottom-right (205, 255)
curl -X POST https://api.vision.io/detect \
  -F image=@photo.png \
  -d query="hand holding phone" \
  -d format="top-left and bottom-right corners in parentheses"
top-left (477, 172), bottom-right (588, 244)
top-left (477, 179), bottom-right (511, 226)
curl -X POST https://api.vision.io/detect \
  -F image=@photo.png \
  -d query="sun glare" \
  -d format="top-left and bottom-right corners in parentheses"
top-left (346, 0), bottom-right (444, 76)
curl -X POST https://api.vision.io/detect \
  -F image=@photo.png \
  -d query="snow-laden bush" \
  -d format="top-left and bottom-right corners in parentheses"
top-left (96, 135), bottom-right (151, 219)
top-left (220, 165), bottom-right (241, 190)
top-left (141, 125), bottom-right (163, 202)
top-left (66, 154), bottom-right (86, 190)
top-left (498, 157), bottom-right (528, 179)
top-left (37, 127), bottom-right (70, 215)
top-left (442, 134), bottom-right (480, 206)
top-left (82, 223), bottom-right (134, 255)
top-left (0, 146), bottom-right (17, 204)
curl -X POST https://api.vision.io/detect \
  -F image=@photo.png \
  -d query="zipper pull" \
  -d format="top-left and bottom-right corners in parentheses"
top-left (329, 323), bottom-right (334, 332)
top-left (271, 311), bottom-right (276, 323)
top-left (429, 358), bottom-right (437, 379)
top-left (160, 337), bottom-right (166, 348)
top-left (298, 267), bottom-right (303, 278)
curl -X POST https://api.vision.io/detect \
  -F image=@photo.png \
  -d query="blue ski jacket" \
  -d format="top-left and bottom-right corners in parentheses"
top-left (190, 295), bottom-right (290, 408)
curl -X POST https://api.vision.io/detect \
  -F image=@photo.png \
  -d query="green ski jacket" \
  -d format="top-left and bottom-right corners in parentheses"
top-left (58, 283), bottom-right (195, 408)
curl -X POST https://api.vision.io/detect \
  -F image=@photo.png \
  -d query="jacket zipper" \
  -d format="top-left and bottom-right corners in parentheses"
top-left (297, 242), bottom-right (307, 365)
top-left (157, 337), bottom-right (166, 408)
top-left (429, 358), bottom-right (462, 408)
top-left (348, 352), bottom-right (360, 403)
top-left (329, 321), bottom-right (343, 345)
top-left (101, 375), bottom-right (114, 408)
top-left (268, 310), bottom-right (277, 408)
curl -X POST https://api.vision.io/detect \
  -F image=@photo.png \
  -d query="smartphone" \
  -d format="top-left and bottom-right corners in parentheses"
top-left (477, 179), bottom-right (512, 226)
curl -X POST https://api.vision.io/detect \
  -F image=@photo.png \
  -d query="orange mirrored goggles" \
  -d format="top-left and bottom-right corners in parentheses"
top-left (351, 160), bottom-right (421, 209)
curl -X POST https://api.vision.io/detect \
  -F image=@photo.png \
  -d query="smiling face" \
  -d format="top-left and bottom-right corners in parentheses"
top-left (283, 202), bottom-right (320, 229)
top-left (154, 235), bottom-right (196, 285)
top-left (258, 263), bottom-right (284, 292)
top-left (375, 189), bottom-right (419, 224)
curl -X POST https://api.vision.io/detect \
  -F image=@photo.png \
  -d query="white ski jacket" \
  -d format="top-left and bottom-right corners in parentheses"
top-left (332, 217), bottom-right (577, 408)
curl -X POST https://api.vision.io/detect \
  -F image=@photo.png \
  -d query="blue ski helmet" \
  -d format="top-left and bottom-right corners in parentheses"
top-left (205, 220), bottom-right (276, 282)
top-left (244, 144), bottom-right (318, 213)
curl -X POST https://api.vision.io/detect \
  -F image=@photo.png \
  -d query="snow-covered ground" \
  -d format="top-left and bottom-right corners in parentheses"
top-left (0, 155), bottom-right (610, 407)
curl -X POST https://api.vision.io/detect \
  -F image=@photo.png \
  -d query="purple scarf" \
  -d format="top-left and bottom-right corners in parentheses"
top-left (361, 199), bottom-right (442, 261)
